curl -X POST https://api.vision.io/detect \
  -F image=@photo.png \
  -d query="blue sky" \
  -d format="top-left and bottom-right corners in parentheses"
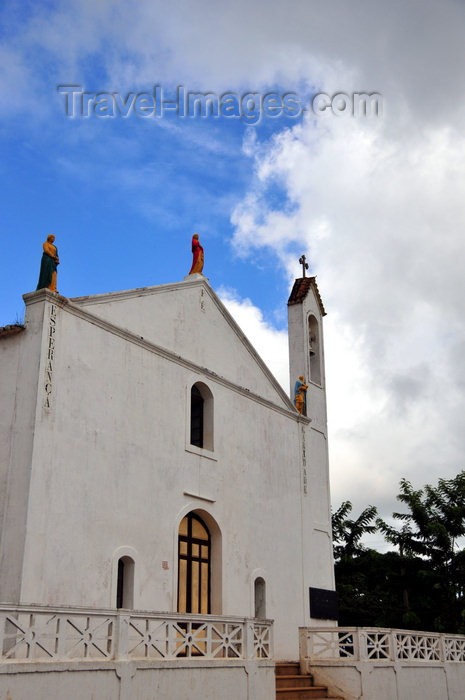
top-left (0, 0), bottom-right (318, 324)
top-left (2, 0), bottom-right (465, 535)
top-left (1, 76), bottom-right (304, 325)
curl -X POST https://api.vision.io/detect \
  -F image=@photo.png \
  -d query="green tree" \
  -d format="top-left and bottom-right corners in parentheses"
top-left (333, 471), bottom-right (465, 633)
top-left (378, 471), bottom-right (465, 632)
top-left (332, 501), bottom-right (378, 561)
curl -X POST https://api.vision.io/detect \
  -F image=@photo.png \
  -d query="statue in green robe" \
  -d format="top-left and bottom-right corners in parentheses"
top-left (37, 235), bottom-right (59, 293)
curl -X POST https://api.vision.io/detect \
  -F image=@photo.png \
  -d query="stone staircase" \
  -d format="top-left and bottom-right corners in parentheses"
top-left (275, 662), bottom-right (343, 700)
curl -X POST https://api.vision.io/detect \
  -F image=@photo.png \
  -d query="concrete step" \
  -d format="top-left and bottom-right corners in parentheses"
top-left (275, 662), bottom-right (301, 676)
top-left (275, 661), bottom-right (343, 700)
top-left (276, 675), bottom-right (315, 689)
top-left (276, 687), bottom-right (329, 699)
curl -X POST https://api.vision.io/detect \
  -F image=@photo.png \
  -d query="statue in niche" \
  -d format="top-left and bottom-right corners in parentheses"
top-left (36, 235), bottom-right (60, 293)
top-left (294, 375), bottom-right (308, 415)
top-left (189, 234), bottom-right (204, 275)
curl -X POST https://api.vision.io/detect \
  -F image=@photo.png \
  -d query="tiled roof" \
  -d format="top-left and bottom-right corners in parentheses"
top-left (0, 324), bottom-right (25, 339)
top-left (287, 276), bottom-right (327, 316)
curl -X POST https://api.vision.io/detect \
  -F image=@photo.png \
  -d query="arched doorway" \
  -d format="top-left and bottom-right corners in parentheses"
top-left (177, 512), bottom-right (211, 614)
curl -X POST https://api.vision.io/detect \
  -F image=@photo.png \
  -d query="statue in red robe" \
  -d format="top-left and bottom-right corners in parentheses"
top-left (189, 234), bottom-right (204, 275)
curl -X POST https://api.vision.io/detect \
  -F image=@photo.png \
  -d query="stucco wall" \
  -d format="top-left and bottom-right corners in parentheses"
top-left (0, 659), bottom-right (275, 700)
top-left (71, 279), bottom-right (290, 408)
top-left (0, 334), bottom-right (22, 541)
top-left (309, 662), bottom-right (465, 700)
top-left (4, 284), bottom-right (334, 660)
top-left (0, 299), bottom-right (46, 602)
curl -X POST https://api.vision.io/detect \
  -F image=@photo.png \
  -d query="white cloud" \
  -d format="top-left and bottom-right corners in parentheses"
top-left (4, 0), bottom-right (465, 523)
top-left (229, 95), bottom-right (465, 518)
top-left (7, 1), bottom-right (465, 127)
top-left (218, 287), bottom-right (290, 391)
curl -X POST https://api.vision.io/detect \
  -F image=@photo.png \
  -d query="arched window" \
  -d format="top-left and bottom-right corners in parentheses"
top-left (178, 513), bottom-right (211, 614)
top-left (190, 386), bottom-right (204, 447)
top-left (254, 577), bottom-right (266, 619)
top-left (308, 315), bottom-right (322, 385)
top-left (190, 382), bottom-right (214, 451)
top-left (116, 556), bottom-right (135, 609)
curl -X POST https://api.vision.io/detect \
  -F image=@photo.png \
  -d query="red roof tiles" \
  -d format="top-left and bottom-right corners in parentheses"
top-left (287, 277), bottom-right (326, 316)
top-left (0, 324), bottom-right (25, 339)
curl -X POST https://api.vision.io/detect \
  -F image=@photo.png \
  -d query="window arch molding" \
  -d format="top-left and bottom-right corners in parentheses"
top-left (173, 506), bottom-right (222, 615)
top-left (111, 545), bottom-right (138, 609)
top-left (188, 380), bottom-right (214, 452)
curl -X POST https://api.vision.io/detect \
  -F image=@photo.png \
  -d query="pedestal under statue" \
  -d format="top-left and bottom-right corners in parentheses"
top-left (36, 235), bottom-right (60, 293)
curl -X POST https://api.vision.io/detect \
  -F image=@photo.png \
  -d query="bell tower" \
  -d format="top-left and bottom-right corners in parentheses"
top-left (287, 259), bottom-right (336, 621)
top-left (287, 259), bottom-right (328, 430)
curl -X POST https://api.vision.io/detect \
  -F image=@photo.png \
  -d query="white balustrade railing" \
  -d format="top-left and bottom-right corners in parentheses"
top-left (300, 627), bottom-right (465, 664)
top-left (0, 605), bottom-right (272, 663)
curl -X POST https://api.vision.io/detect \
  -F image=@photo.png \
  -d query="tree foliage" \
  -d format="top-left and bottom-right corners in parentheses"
top-left (332, 471), bottom-right (465, 633)
top-left (332, 501), bottom-right (378, 560)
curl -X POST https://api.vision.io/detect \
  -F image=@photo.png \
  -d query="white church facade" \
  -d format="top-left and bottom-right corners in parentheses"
top-left (0, 271), bottom-right (338, 699)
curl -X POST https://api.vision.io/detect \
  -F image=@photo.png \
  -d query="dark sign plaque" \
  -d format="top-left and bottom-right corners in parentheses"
top-left (309, 587), bottom-right (339, 621)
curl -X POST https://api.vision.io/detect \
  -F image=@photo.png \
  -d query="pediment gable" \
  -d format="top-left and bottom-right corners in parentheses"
top-left (71, 278), bottom-right (293, 410)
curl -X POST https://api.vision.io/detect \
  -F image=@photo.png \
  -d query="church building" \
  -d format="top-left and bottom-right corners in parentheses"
top-left (0, 261), bottom-right (337, 699)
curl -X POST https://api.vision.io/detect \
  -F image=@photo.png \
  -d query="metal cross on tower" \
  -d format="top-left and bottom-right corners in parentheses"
top-left (299, 254), bottom-right (309, 277)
